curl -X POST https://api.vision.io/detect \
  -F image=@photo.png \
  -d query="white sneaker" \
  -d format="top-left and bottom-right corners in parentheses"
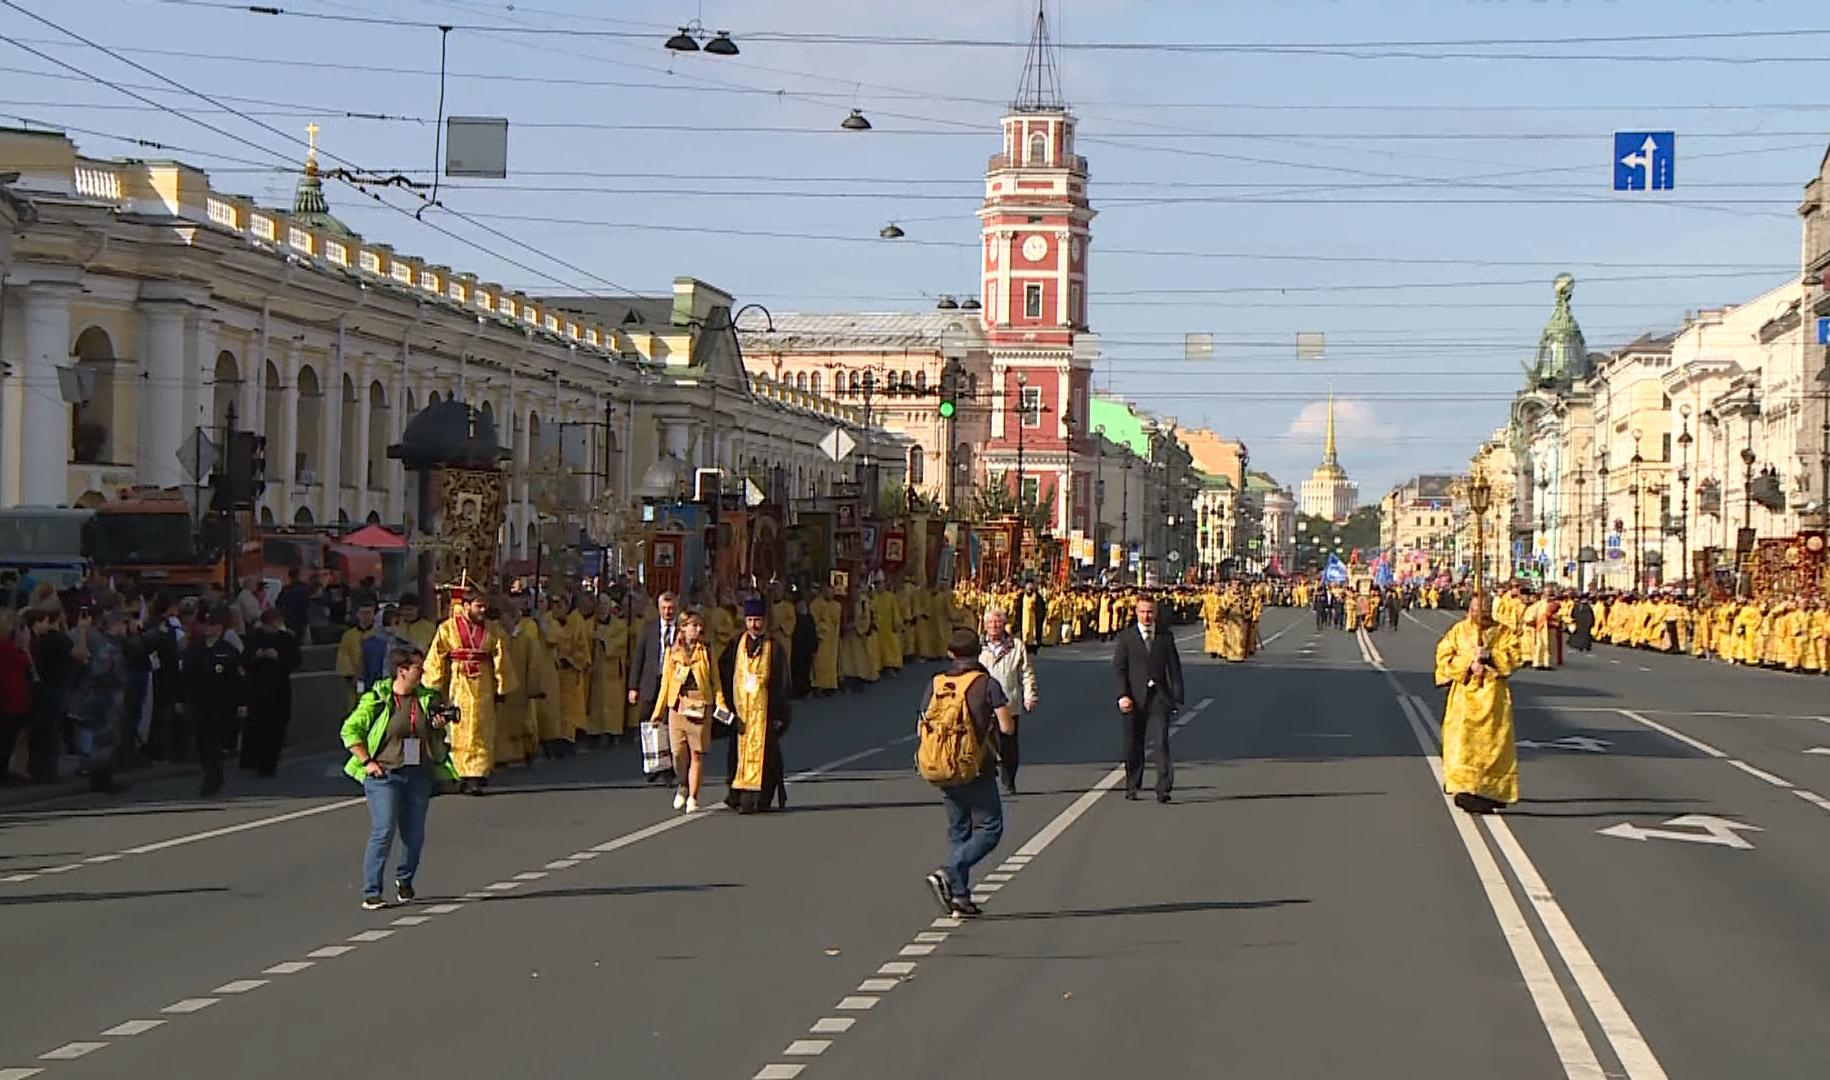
top-left (673, 790), bottom-right (687, 811)
top-left (685, 797), bottom-right (700, 813)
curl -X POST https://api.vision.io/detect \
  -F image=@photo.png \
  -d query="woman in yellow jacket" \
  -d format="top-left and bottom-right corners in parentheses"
top-left (649, 610), bottom-right (728, 813)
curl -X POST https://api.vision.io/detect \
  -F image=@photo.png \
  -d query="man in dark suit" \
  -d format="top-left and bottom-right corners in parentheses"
top-left (1113, 594), bottom-right (1183, 803)
top-left (626, 590), bottom-right (679, 784)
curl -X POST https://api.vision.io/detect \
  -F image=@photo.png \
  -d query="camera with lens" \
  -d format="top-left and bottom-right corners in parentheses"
top-left (431, 703), bottom-right (463, 724)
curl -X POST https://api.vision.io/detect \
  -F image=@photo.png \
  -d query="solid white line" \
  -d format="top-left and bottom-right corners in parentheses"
top-left (36, 864), bottom-right (80, 875)
top-left (82, 853), bottom-right (122, 864)
top-left (38, 1042), bottom-right (105, 1061)
top-left (809, 1018), bottom-right (854, 1035)
top-left (1394, 695), bottom-right (1607, 1080)
top-left (99, 1020), bottom-right (164, 1037)
top-left (0, 874), bottom-right (34, 884)
top-left (1482, 818), bottom-right (1669, 1079)
top-left (1726, 760), bottom-right (1794, 789)
top-left (119, 798), bottom-right (366, 855)
top-left (1617, 710), bottom-right (1728, 759)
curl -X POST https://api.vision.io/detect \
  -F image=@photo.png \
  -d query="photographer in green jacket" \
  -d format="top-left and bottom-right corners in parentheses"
top-left (342, 647), bottom-right (458, 911)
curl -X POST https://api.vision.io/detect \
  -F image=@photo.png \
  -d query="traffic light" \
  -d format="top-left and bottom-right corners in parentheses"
top-left (938, 358), bottom-right (960, 419)
top-left (218, 431), bottom-right (267, 507)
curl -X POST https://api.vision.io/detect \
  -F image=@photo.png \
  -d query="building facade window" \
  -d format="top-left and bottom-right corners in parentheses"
top-left (1024, 283), bottom-right (1043, 319)
top-left (909, 447), bottom-right (925, 485)
top-left (1021, 476), bottom-right (1040, 505)
top-left (1020, 385), bottom-right (1042, 428)
top-left (1028, 132), bottom-right (1046, 165)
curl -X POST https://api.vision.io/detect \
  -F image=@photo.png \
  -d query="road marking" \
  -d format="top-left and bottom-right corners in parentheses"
top-left (809, 1018), bottom-right (854, 1035)
top-left (122, 798), bottom-right (366, 855)
top-left (0, 1069), bottom-right (44, 1080)
top-left (210, 980), bottom-right (267, 994)
top-left (348, 929), bottom-right (394, 942)
top-left (1726, 760), bottom-right (1793, 788)
top-left (835, 996), bottom-right (878, 1010)
top-left (262, 962), bottom-right (313, 975)
top-left (1793, 789), bottom-right (1830, 813)
top-left (544, 859), bottom-right (578, 869)
top-left (1617, 710), bottom-right (1727, 759)
top-left (82, 853), bottom-right (122, 864)
top-left (484, 881), bottom-right (522, 892)
top-left (1597, 815), bottom-right (1760, 850)
top-left (98, 1021), bottom-right (163, 1037)
top-left (784, 1040), bottom-right (831, 1056)
top-left (512, 871), bottom-right (548, 881)
top-left (1805, 747), bottom-right (1830, 756)
top-left (36, 1044), bottom-right (104, 1062)
top-left (1516, 737), bottom-right (1611, 753)
top-left (857, 979), bottom-right (899, 992)
top-left (753, 1066), bottom-right (805, 1080)
top-left (897, 944), bottom-right (935, 957)
top-left (307, 945), bottom-right (355, 959)
top-left (1394, 695), bottom-right (1607, 1080)
top-left (422, 903), bottom-right (463, 914)
top-left (912, 931), bottom-right (949, 943)
top-left (391, 915), bottom-right (432, 927)
top-left (160, 999), bottom-right (217, 1015)
top-left (877, 962), bottom-right (916, 976)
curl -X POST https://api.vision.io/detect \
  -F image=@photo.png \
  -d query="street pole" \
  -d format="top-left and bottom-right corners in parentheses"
top-left (1677, 409), bottom-right (1692, 595)
top-left (1013, 370), bottom-right (1027, 576)
top-left (222, 400), bottom-right (238, 598)
top-left (1573, 469), bottom-right (1587, 592)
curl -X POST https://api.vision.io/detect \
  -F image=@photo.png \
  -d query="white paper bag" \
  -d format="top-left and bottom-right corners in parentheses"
top-left (640, 722), bottom-right (673, 776)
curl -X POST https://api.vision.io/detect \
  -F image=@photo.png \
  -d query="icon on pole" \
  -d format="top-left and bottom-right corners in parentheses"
top-left (1612, 131), bottom-right (1674, 192)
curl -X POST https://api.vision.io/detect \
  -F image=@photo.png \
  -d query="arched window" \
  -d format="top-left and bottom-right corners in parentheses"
top-left (1028, 132), bottom-right (1046, 165)
top-left (71, 327), bottom-right (117, 464)
top-left (295, 365), bottom-right (322, 484)
top-left (909, 447), bottom-right (925, 486)
top-left (915, 370), bottom-right (927, 391)
top-left (366, 381), bottom-right (389, 489)
top-left (848, 371), bottom-right (862, 395)
top-left (212, 350), bottom-right (241, 432)
top-left (810, 371), bottom-right (822, 396)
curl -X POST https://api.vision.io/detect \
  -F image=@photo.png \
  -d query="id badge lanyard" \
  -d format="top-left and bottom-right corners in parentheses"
top-left (399, 696), bottom-right (422, 766)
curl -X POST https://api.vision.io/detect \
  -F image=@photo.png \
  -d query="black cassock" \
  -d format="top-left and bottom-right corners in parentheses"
top-left (1570, 601), bottom-right (1595, 652)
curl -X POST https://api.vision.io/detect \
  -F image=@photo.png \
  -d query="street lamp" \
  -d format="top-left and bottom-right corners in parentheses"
top-left (1572, 467), bottom-right (1587, 591)
top-left (1013, 370), bottom-right (1029, 573)
top-left (1537, 474), bottom-right (1551, 582)
top-left (665, 21), bottom-right (739, 54)
top-left (1629, 429), bottom-right (1645, 591)
top-left (1677, 404), bottom-right (1693, 594)
top-left (1468, 468), bottom-right (1493, 588)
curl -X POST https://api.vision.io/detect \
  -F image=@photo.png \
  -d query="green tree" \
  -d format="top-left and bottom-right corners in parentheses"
top-left (968, 473), bottom-right (1053, 533)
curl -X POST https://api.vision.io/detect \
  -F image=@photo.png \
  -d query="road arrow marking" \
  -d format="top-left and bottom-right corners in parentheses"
top-left (1597, 814), bottom-right (1760, 850)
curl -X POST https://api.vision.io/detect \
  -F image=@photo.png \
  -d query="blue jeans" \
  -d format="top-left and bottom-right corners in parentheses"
top-left (362, 766), bottom-right (433, 898)
top-left (940, 771), bottom-right (1004, 897)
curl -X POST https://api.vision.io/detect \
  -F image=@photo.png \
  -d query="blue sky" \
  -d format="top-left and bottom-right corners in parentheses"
top-left (8, 0), bottom-right (1828, 495)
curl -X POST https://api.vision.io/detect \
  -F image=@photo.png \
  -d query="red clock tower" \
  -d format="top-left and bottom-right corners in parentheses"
top-left (978, 2), bottom-right (1098, 551)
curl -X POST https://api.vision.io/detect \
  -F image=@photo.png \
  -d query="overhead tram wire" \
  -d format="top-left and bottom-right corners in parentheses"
top-left (131, 4), bottom-right (1830, 55)
top-left (0, 1), bottom-right (644, 302)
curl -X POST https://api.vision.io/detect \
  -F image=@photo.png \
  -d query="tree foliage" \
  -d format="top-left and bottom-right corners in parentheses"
top-left (968, 473), bottom-right (1053, 532)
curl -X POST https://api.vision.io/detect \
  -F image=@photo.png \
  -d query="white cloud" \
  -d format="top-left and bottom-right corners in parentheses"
top-left (1282, 398), bottom-right (1398, 447)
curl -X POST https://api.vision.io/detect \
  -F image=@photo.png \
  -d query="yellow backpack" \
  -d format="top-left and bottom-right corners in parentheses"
top-left (916, 671), bottom-right (990, 787)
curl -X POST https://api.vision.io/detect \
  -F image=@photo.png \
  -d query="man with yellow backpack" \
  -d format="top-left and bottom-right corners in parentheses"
top-left (916, 627), bottom-right (1015, 918)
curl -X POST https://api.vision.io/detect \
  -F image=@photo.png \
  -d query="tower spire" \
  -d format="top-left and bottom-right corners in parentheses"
top-left (1013, 1), bottom-right (1064, 112)
top-left (1323, 391), bottom-right (1338, 465)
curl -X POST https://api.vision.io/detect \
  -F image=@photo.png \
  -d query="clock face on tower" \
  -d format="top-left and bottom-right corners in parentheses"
top-left (1021, 234), bottom-right (1048, 262)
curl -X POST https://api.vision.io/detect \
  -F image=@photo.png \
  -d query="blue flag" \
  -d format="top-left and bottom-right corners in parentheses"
top-left (1322, 554), bottom-right (1348, 585)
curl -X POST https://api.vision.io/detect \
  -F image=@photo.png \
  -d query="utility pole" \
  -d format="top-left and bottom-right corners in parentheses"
top-left (222, 400), bottom-right (238, 598)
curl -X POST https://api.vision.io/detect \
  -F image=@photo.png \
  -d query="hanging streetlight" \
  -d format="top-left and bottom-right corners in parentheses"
top-left (665, 26), bottom-right (701, 51)
top-left (936, 294), bottom-right (959, 310)
top-left (841, 108), bottom-right (873, 131)
top-left (960, 297), bottom-right (982, 312)
top-left (879, 222), bottom-right (905, 239)
top-left (703, 30), bottom-right (739, 55)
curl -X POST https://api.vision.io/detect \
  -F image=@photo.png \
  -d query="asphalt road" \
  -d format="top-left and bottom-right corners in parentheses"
top-left (3, 608), bottom-right (1828, 1079)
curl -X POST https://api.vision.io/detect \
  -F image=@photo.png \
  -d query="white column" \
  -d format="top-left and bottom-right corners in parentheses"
top-left (273, 348), bottom-right (298, 520)
top-left (18, 283), bottom-right (78, 505)
top-left (322, 333), bottom-right (345, 522)
top-left (352, 359), bottom-right (371, 520)
top-left (135, 301), bottom-right (190, 490)
top-left (188, 314), bottom-right (216, 437)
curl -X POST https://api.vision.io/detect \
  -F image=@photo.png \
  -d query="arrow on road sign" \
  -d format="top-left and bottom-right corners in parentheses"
top-left (1612, 131), bottom-right (1675, 192)
top-left (1597, 814), bottom-right (1760, 850)
top-left (1517, 736), bottom-right (1611, 753)
top-left (820, 426), bottom-right (856, 464)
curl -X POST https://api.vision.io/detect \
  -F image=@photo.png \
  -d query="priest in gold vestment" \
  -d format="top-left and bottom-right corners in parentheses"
top-left (719, 598), bottom-right (791, 814)
top-left (425, 584), bottom-right (517, 793)
top-left (1433, 592), bottom-right (1521, 814)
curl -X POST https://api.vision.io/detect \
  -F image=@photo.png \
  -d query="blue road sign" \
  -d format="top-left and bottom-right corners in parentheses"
top-left (1817, 316), bottom-right (1830, 346)
top-left (1612, 131), bottom-right (1675, 192)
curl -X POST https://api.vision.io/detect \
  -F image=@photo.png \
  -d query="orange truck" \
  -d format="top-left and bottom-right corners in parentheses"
top-left (85, 486), bottom-right (258, 594)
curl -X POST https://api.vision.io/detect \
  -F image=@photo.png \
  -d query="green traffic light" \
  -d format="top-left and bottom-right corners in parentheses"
top-left (939, 401), bottom-right (956, 419)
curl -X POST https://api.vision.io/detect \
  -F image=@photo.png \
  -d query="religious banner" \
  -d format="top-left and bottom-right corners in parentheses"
top-left (882, 525), bottom-right (908, 574)
top-left (647, 531), bottom-right (685, 597)
top-left (433, 467), bottom-right (507, 589)
top-left (1747, 532), bottom-right (1826, 604)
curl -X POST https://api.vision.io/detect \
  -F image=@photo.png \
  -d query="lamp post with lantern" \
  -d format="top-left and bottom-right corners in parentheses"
top-left (1468, 468), bottom-right (1493, 589)
top-left (1677, 405), bottom-right (1693, 594)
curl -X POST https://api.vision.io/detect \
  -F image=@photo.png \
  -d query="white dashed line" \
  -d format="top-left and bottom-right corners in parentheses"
top-left (544, 859), bottom-right (578, 870)
top-left (37, 1044), bottom-right (104, 1062)
top-left (82, 854), bottom-right (122, 864)
top-left (211, 980), bottom-right (267, 994)
top-left (1727, 760), bottom-right (1794, 788)
top-left (809, 1018), bottom-right (854, 1035)
top-left (912, 931), bottom-right (949, 943)
top-left (347, 930), bottom-right (394, 942)
top-left (0, 1068), bottom-right (45, 1079)
top-left (835, 996), bottom-right (878, 1011)
top-left (422, 903), bottom-right (463, 914)
top-left (484, 881), bottom-right (521, 892)
top-left (1794, 789), bottom-right (1830, 813)
top-left (897, 944), bottom-right (935, 957)
top-left (0, 874), bottom-right (34, 884)
top-left (160, 999), bottom-right (218, 1015)
top-left (262, 961), bottom-right (314, 976)
top-left (753, 1066), bottom-right (805, 1080)
top-left (784, 1040), bottom-right (831, 1056)
top-left (512, 871), bottom-right (548, 881)
top-left (391, 915), bottom-right (432, 927)
top-left (877, 962), bottom-right (916, 976)
top-left (36, 864), bottom-right (80, 875)
top-left (307, 945), bottom-right (356, 959)
top-left (98, 1021), bottom-right (163, 1037)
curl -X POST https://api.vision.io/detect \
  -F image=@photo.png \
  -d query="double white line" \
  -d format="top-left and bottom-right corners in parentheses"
top-left (1359, 628), bottom-right (1667, 1080)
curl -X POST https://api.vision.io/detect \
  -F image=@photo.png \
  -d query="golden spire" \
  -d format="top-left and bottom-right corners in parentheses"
top-left (1323, 391), bottom-right (1338, 465)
